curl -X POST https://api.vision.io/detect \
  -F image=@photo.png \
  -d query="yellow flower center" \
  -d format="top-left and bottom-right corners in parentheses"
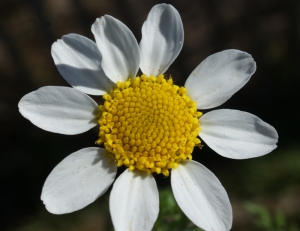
top-left (96, 74), bottom-right (202, 176)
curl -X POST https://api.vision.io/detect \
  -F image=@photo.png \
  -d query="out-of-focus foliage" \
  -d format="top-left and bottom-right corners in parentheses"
top-left (11, 196), bottom-right (113, 231)
top-left (244, 202), bottom-right (299, 231)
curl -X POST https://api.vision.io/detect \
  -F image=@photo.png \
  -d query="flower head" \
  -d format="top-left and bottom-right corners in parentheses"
top-left (96, 74), bottom-right (202, 177)
top-left (18, 4), bottom-right (278, 231)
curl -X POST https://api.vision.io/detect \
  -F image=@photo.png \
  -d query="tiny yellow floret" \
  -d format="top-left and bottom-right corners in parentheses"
top-left (96, 75), bottom-right (202, 176)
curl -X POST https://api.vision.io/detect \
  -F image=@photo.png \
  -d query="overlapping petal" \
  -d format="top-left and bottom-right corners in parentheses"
top-left (171, 160), bottom-right (232, 231)
top-left (139, 4), bottom-right (184, 76)
top-left (199, 109), bottom-right (278, 159)
top-left (18, 86), bottom-right (98, 135)
top-left (51, 33), bottom-right (114, 95)
top-left (41, 148), bottom-right (117, 214)
top-left (92, 15), bottom-right (140, 83)
top-left (185, 50), bottom-right (256, 109)
top-left (110, 170), bottom-right (159, 231)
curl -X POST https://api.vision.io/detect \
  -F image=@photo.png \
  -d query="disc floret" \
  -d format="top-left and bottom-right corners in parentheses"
top-left (96, 74), bottom-right (202, 176)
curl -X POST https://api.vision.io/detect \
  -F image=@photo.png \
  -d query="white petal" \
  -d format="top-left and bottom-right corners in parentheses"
top-left (185, 50), bottom-right (256, 109)
top-left (91, 15), bottom-right (140, 83)
top-left (199, 109), bottom-right (278, 159)
top-left (41, 148), bottom-right (117, 214)
top-left (18, 86), bottom-right (98, 135)
top-left (110, 170), bottom-right (159, 231)
top-left (171, 160), bottom-right (232, 231)
top-left (139, 4), bottom-right (184, 76)
top-left (52, 33), bottom-right (114, 95)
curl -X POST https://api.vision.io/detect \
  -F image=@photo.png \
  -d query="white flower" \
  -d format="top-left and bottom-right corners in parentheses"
top-left (18, 4), bottom-right (278, 231)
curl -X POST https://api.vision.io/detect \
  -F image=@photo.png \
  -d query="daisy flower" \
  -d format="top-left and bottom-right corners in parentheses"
top-left (18, 3), bottom-right (278, 231)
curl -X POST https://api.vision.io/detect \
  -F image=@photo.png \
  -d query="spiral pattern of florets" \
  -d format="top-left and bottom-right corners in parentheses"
top-left (96, 75), bottom-right (202, 176)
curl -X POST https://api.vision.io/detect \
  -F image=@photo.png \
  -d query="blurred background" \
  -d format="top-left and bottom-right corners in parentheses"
top-left (1, 0), bottom-right (299, 230)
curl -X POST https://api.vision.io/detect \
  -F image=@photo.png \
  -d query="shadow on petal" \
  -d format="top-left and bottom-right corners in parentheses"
top-left (91, 149), bottom-right (117, 176)
top-left (56, 64), bottom-right (115, 94)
